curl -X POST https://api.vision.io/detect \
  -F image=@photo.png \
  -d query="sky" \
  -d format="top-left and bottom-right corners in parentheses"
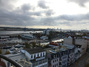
top-left (0, 0), bottom-right (89, 30)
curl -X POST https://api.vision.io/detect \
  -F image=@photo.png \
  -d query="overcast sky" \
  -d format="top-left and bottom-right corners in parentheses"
top-left (0, 0), bottom-right (89, 30)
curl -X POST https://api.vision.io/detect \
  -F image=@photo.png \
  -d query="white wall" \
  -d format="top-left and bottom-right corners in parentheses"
top-left (64, 38), bottom-right (72, 45)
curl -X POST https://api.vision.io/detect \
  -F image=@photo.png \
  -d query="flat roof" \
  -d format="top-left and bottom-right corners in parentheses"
top-left (25, 47), bottom-right (45, 54)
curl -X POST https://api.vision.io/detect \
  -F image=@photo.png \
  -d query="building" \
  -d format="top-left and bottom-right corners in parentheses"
top-left (74, 47), bottom-right (81, 60)
top-left (63, 44), bottom-right (75, 65)
top-left (40, 36), bottom-right (48, 40)
top-left (21, 47), bottom-right (48, 67)
top-left (58, 46), bottom-right (68, 67)
top-left (46, 48), bottom-right (59, 67)
top-left (21, 34), bottom-right (35, 40)
top-left (64, 36), bottom-right (87, 55)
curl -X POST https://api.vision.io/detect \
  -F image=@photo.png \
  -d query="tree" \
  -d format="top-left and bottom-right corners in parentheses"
top-left (32, 42), bottom-right (36, 48)
top-left (5, 51), bottom-right (10, 55)
top-left (24, 42), bottom-right (30, 48)
top-left (18, 35), bottom-right (21, 39)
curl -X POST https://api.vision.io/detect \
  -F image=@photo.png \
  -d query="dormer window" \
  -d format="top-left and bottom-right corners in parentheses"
top-left (40, 53), bottom-right (42, 57)
top-left (37, 53), bottom-right (39, 57)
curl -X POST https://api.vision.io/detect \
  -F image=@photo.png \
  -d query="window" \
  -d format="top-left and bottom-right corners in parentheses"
top-left (43, 52), bottom-right (44, 56)
top-left (59, 62), bottom-right (61, 65)
top-left (40, 53), bottom-right (42, 57)
top-left (37, 53), bottom-right (39, 57)
top-left (56, 64), bottom-right (58, 66)
top-left (54, 55), bottom-right (56, 58)
top-left (53, 65), bottom-right (54, 67)
top-left (34, 54), bottom-right (36, 58)
top-left (53, 60), bottom-right (54, 63)
top-left (55, 59), bottom-right (56, 62)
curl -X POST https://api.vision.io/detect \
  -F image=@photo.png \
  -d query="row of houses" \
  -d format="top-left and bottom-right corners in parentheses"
top-left (45, 43), bottom-right (81, 67)
top-left (0, 35), bottom-right (88, 67)
top-left (0, 44), bottom-right (82, 67)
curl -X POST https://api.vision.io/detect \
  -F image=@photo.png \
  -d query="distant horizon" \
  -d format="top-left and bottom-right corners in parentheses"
top-left (0, 26), bottom-right (89, 31)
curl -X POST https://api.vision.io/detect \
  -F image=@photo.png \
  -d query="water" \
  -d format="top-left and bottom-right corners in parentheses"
top-left (0, 31), bottom-right (43, 35)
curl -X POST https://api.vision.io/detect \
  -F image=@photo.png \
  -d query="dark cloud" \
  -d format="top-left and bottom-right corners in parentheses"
top-left (38, 0), bottom-right (48, 9)
top-left (0, 9), bottom-right (35, 26)
top-left (21, 4), bottom-right (34, 12)
top-left (68, 0), bottom-right (89, 7)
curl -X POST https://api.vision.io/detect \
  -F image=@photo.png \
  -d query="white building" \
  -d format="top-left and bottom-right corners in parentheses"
top-left (21, 48), bottom-right (48, 67)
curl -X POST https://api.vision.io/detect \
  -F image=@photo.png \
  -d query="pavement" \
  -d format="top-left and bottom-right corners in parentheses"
top-left (69, 52), bottom-right (89, 67)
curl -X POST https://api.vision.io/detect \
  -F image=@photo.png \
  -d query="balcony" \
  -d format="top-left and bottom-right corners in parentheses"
top-left (36, 57), bottom-right (45, 61)
top-left (32, 59), bottom-right (48, 66)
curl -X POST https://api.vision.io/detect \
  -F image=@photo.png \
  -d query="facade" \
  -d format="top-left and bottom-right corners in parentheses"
top-left (74, 47), bottom-right (81, 60)
top-left (46, 49), bottom-right (59, 67)
top-left (59, 48), bottom-right (68, 67)
top-left (46, 43), bottom-right (76, 67)
top-left (68, 49), bottom-right (75, 65)
top-left (63, 44), bottom-right (75, 65)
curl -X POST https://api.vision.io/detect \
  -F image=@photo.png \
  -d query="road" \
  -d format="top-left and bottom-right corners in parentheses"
top-left (69, 52), bottom-right (89, 67)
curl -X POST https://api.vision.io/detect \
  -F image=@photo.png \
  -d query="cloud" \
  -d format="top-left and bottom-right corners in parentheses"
top-left (0, 0), bottom-right (89, 30)
top-left (57, 14), bottom-right (89, 21)
top-left (68, 0), bottom-right (89, 7)
top-left (38, 0), bottom-right (48, 9)
top-left (0, 6), bottom-right (89, 27)
top-left (21, 4), bottom-right (35, 13)
top-left (21, 4), bottom-right (31, 11)
top-left (0, 0), bottom-right (17, 10)
top-left (45, 10), bottom-right (54, 16)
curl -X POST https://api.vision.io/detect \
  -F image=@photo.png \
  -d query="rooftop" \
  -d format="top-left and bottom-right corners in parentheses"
top-left (24, 47), bottom-right (45, 54)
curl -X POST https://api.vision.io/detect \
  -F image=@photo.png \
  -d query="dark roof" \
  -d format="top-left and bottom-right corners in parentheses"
top-left (25, 47), bottom-right (45, 54)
